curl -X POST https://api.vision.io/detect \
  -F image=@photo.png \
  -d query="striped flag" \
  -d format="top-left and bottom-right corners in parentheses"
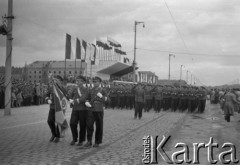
top-left (82, 40), bottom-right (87, 62)
top-left (52, 81), bottom-right (69, 136)
top-left (65, 33), bottom-right (71, 59)
top-left (76, 38), bottom-right (81, 59)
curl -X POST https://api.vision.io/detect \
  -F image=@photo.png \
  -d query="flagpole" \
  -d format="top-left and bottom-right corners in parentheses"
top-left (64, 57), bottom-right (66, 79)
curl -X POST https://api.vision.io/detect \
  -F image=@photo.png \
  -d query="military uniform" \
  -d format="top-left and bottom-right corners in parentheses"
top-left (144, 85), bottom-right (152, 112)
top-left (197, 88), bottom-right (207, 113)
top-left (154, 86), bottom-right (163, 113)
top-left (69, 83), bottom-right (89, 146)
top-left (85, 77), bottom-right (106, 147)
top-left (132, 84), bottom-right (145, 119)
top-left (46, 85), bottom-right (60, 142)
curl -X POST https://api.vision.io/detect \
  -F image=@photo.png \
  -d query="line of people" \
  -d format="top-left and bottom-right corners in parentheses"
top-left (107, 83), bottom-right (207, 118)
top-left (0, 79), bottom-right (48, 109)
top-left (45, 76), bottom-right (208, 148)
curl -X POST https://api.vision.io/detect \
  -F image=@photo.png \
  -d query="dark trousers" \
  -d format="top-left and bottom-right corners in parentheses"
top-left (155, 100), bottom-right (162, 112)
top-left (145, 99), bottom-right (151, 112)
top-left (110, 97), bottom-right (117, 109)
top-left (198, 100), bottom-right (206, 113)
top-left (171, 98), bottom-right (178, 112)
top-left (47, 108), bottom-right (60, 138)
top-left (134, 102), bottom-right (143, 119)
top-left (86, 111), bottom-right (104, 144)
top-left (225, 115), bottom-right (230, 122)
top-left (70, 110), bottom-right (87, 143)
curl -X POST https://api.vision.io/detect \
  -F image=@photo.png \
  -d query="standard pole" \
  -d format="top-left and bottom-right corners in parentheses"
top-left (4, 0), bottom-right (13, 116)
top-left (168, 54), bottom-right (171, 80)
top-left (74, 56), bottom-right (76, 78)
top-left (133, 21), bottom-right (137, 83)
top-left (191, 74), bottom-right (192, 85)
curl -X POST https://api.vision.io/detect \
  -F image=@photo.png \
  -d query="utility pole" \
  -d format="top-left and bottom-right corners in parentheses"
top-left (133, 21), bottom-right (144, 83)
top-left (168, 54), bottom-right (175, 80)
top-left (180, 65), bottom-right (184, 80)
top-left (4, 0), bottom-right (14, 116)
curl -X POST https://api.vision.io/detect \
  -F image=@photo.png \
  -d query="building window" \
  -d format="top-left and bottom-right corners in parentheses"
top-left (54, 71), bottom-right (56, 74)
top-left (29, 76), bottom-right (31, 78)
top-left (34, 71), bottom-right (36, 74)
top-left (49, 71), bottom-right (51, 73)
top-left (39, 76), bottom-right (41, 79)
top-left (29, 71), bottom-right (31, 74)
top-left (69, 71), bottom-right (71, 74)
top-left (39, 71), bottom-right (41, 74)
top-left (75, 71), bottom-right (77, 74)
top-left (29, 80), bottom-right (31, 83)
top-left (59, 71), bottom-right (61, 74)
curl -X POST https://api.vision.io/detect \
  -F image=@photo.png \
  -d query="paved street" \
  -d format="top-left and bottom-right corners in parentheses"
top-left (0, 101), bottom-right (240, 165)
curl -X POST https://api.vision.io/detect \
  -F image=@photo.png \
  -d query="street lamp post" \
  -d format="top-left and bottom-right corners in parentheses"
top-left (180, 65), bottom-right (184, 81)
top-left (133, 21), bottom-right (145, 83)
top-left (168, 54), bottom-right (175, 80)
top-left (191, 74), bottom-right (193, 85)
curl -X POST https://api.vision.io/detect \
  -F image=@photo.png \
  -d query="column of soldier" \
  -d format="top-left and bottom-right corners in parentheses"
top-left (0, 77), bottom-right (48, 109)
top-left (45, 74), bottom-right (207, 148)
top-left (107, 83), bottom-right (207, 114)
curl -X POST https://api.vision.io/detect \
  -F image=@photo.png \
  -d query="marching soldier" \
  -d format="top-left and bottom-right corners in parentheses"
top-left (132, 83), bottom-right (145, 119)
top-left (84, 76), bottom-right (107, 148)
top-left (69, 75), bottom-right (89, 146)
top-left (46, 75), bottom-right (63, 143)
top-left (109, 83), bottom-right (118, 109)
top-left (197, 87), bottom-right (207, 113)
top-left (171, 86), bottom-right (179, 112)
top-left (154, 85), bottom-right (163, 113)
top-left (144, 84), bottom-right (152, 112)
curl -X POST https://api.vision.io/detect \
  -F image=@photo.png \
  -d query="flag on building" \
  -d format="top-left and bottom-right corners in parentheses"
top-left (91, 44), bottom-right (96, 65)
top-left (82, 39), bottom-right (87, 62)
top-left (52, 80), bottom-right (69, 136)
top-left (107, 36), bottom-right (121, 47)
top-left (76, 38), bottom-right (81, 59)
top-left (65, 33), bottom-right (71, 59)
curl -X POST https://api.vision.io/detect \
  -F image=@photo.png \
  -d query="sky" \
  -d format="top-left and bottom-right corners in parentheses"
top-left (0, 0), bottom-right (240, 86)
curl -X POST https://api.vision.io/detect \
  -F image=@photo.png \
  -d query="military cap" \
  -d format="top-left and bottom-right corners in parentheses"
top-left (54, 75), bottom-right (63, 82)
top-left (76, 75), bottom-right (86, 82)
top-left (93, 76), bottom-right (102, 82)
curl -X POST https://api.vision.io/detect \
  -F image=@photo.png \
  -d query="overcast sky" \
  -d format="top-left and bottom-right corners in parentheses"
top-left (0, 0), bottom-right (240, 86)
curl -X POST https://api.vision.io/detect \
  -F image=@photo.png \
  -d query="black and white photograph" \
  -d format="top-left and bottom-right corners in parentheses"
top-left (0, 0), bottom-right (240, 164)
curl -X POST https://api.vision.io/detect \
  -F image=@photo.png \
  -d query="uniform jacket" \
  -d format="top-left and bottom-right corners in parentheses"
top-left (71, 86), bottom-right (89, 111)
top-left (89, 86), bottom-right (106, 112)
top-left (132, 85), bottom-right (144, 103)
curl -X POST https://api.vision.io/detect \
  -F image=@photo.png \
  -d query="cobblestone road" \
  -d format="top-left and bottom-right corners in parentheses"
top-left (0, 105), bottom-right (186, 165)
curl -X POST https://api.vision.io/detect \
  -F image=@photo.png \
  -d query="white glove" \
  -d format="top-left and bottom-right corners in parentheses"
top-left (47, 100), bottom-right (52, 104)
top-left (76, 98), bottom-right (79, 103)
top-left (69, 99), bottom-right (74, 104)
top-left (85, 101), bottom-right (92, 108)
top-left (97, 92), bottom-right (103, 98)
top-left (104, 97), bottom-right (107, 101)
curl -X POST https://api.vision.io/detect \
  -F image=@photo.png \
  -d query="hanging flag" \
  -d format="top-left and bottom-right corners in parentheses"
top-left (104, 42), bottom-right (112, 50)
top-left (52, 80), bottom-right (69, 136)
top-left (65, 33), bottom-right (71, 59)
top-left (107, 36), bottom-right (121, 47)
top-left (91, 44), bottom-right (96, 65)
top-left (76, 38), bottom-right (81, 59)
top-left (82, 40), bottom-right (87, 62)
top-left (114, 48), bottom-right (126, 55)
